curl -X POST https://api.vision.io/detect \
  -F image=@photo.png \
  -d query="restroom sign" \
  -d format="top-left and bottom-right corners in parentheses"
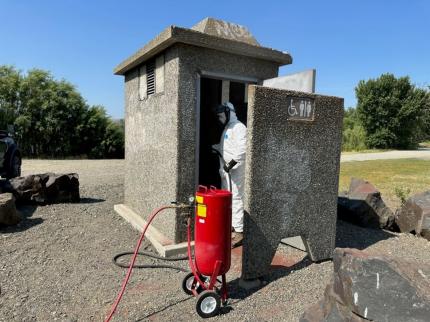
top-left (286, 97), bottom-right (315, 121)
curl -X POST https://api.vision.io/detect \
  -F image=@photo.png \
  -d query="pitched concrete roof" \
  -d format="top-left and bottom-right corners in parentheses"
top-left (114, 19), bottom-right (292, 75)
top-left (191, 18), bottom-right (260, 46)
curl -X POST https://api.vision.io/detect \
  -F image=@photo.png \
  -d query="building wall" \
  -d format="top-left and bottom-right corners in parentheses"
top-left (124, 43), bottom-right (281, 243)
top-left (174, 44), bottom-right (280, 241)
top-left (124, 46), bottom-right (180, 242)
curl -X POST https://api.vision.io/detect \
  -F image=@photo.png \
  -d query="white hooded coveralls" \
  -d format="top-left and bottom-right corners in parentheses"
top-left (216, 111), bottom-right (246, 233)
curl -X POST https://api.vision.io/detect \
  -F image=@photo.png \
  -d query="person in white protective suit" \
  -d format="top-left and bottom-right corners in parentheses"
top-left (213, 102), bottom-right (247, 248)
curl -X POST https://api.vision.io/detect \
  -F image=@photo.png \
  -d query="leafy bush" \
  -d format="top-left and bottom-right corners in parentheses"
top-left (394, 186), bottom-right (411, 206)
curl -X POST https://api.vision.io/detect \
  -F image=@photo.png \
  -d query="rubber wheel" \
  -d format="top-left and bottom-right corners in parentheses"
top-left (196, 290), bottom-right (221, 318)
top-left (182, 272), bottom-right (196, 295)
top-left (182, 272), bottom-right (206, 295)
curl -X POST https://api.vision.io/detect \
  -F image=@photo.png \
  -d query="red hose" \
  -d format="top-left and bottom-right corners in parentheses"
top-left (104, 205), bottom-right (178, 322)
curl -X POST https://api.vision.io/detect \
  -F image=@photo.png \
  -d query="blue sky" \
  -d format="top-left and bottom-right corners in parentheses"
top-left (1, 0), bottom-right (429, 118)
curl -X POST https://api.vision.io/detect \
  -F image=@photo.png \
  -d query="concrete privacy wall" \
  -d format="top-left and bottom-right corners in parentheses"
top-left (124, 46), bottom-right (180, 242)
top-left (242, 86), bottom-right (343, 279)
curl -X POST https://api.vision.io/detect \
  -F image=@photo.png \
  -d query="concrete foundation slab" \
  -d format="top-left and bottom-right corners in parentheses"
top-left (114, 204), bottom-right (193, 257)
top-left (281, 236), bottom-right (307, 251)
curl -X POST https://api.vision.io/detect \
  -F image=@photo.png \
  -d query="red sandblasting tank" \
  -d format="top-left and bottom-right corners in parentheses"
top-left (194, 186), bottom-right (232, 276)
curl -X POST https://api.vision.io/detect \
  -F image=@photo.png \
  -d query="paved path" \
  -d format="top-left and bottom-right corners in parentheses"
top-left (341, 149), bottom-right (430, 162)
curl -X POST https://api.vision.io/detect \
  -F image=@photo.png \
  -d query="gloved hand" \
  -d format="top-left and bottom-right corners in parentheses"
top-left (223, 159), bottom-right (238, 173)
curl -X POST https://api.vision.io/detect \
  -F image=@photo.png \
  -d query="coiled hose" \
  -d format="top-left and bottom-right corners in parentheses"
top-left (113, 251), bottom-right (188, 271)
top-left (104, 204), bottom-right (192, 322)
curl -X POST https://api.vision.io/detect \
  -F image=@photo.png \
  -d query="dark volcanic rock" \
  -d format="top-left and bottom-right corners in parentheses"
top-left (396, 191), bottom-right (430, 241)
top-left (337, 178), bottom-right (394, 229)
top-left (0, 193), bottom-right (22, 225)
top-left (301, 248), bottom-right (430, 322)
top-left (7, 173), bottom-right (80, 204)
top-left (301, 283), bottom-right (366, 322)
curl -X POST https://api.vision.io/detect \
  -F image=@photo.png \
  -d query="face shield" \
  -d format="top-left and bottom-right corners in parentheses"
top-left (217, 112), bottom-right (227, 124)
top-left (215, 102), bottom-right (235, 127)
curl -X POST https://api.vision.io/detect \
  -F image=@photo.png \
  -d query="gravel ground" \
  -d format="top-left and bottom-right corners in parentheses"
top-left (1, 159), bottom-right (429, 321)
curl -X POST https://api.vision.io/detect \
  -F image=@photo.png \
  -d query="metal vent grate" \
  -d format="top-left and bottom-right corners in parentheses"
top-left (146, 60), bottom-right (156, 96)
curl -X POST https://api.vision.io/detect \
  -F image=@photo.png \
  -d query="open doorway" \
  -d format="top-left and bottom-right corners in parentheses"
top-left (229, 81), bottom-right (248, 126)
top-left (198, 77), bottom-right (222, 188)
top-left (197, 77), bottom-right (250, 188)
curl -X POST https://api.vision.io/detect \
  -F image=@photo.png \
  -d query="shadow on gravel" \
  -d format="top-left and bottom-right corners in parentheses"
top-left (79, 197), bottom-right (105, 204)
top-left (335, 219), bottom-right (396, 249)
top-left (0, 217), bottom-right (43, 233)
top-left (129, 258), bottom-right (308, 320)
top-left (0, 196), bottom-right (104, 233)
top-left (227, 256), bottom-right (313, 303)
top-left (135, 296), bottom-right (193, 321)
top-left (0, 204), bottom-right (43, 233)
top-left (223, 219), bottom-right (396, 305)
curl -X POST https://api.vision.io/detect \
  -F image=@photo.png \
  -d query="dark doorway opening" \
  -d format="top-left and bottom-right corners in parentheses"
top-left (198, 77), bottom-right (222, 188)
top-left (198, 77), bottom-right (250, 188)
top-left (229, 81), bottom-right (248, 126)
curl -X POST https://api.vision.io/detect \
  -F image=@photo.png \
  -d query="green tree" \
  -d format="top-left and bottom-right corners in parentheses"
top-left (0, 66), bottom-right (21, 129)
top-left (77, 105), bottom-right (124, 158)
top-left (0, 65), bottom-right (124, 158)
top-left (355, 73), bottom-right (428, 149)
top-left (342, 107), bottom-right (367, 151)
top-left (17, 69), bottom-right (88, 156)
top-left (80, 105), bottom-right (109, 157)
top-left (416, 89), bottom-right (430, 143)
top-left (93, 119), bottom-right (125, 158)
top-left (343, 107), bottom-right (359, 131)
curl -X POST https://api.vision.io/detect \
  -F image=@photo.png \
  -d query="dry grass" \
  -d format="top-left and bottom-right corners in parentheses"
top-left (341, 149), bottom-right (393, 154)
top-left (419, 141), bottom-right (430, 148)
top-left (339, 158), bottom-right (430, 210)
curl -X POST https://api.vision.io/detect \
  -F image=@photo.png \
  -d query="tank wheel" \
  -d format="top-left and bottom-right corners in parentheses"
top-left (182, 272), bottom-right (206, 295)
top-left (182, 272), bottom-right (195, 295)
top-left (196, 290), bottom-right (221, 318)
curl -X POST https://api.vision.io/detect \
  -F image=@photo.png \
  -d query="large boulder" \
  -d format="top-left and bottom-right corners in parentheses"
top-left (301, 248), bottom-right (430, 322)
top-left (337, 178), bottom-right (394, 229)
top-left (0, 193), bottom-right (22, 225)
top-left (396, 191), bottom-right (430, 241)
top-left (7, 173), bottom-right (80, 204)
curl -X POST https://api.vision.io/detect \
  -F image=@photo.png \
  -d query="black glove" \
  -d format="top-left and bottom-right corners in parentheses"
top-left (223, 159), bottom-right (238, 173)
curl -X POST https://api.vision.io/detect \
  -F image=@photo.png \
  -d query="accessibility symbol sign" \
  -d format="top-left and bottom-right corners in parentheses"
top-left (286, 97), bottom-right (315, 121)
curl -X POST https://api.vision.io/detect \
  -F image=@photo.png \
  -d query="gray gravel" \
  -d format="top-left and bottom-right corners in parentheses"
top-left (1, 159), bottom-right (429, 321)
